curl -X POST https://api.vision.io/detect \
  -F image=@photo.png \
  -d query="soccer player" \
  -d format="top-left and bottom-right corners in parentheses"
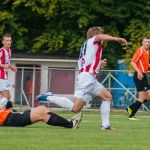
top-left (0, 34), bottom-right (17, 108)
top-left (37, 26), bottom-right (127, 130)
top-left (127, 36), bottom-right (150, 120)
top-left (0, 102), bottom-right (82, 128)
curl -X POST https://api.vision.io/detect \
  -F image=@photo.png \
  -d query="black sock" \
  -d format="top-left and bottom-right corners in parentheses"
top-left (129, 99), bottom-right (147, 109)
top-left (47, 112), bottom-right (73, 128)
top-left (129, 103), bottom-right (134, 110)
top-left (129, 101), bottom-right (142, 118)
top-left (143, 99), bottom-right (148, 103)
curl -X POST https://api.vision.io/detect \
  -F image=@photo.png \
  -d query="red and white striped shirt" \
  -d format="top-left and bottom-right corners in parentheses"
top-left (0, 47), bottom-right (11, 79)
top-left (78, 36), bottom-right (102, 75)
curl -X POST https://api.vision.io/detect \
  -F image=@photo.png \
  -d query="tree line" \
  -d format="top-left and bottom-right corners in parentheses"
top-left (1, 0), bottom-right (150, 68)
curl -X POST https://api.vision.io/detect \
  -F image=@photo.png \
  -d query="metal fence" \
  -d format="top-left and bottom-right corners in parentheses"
top-left (11, 67), bottom-right (150, 110)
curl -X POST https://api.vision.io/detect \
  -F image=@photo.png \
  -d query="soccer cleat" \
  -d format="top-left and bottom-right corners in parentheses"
top-left (127, 107), bottom-right (132, 115)
top-left (126, 108), bottom-right (137, 118)
top-left (101, 126), bottom-right (116, 131)
top-left (36, 92), bottom-right (53, 101)
top-left (128, 117), bottom-right (138, 121)
top-left (70, 112), bottom-right (82, 129)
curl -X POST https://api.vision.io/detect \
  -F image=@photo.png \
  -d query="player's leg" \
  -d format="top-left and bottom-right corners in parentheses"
top-left (127, 93), bottom-right (147, 120)
top-left (3, 106), bottom-right (82, 128)
top-left (30, 106), bottom-right (82, 128)
top-left (92, 80), bottom-right (113, 130)
top-left (145, 90), bottom-right (150, 100)
top-left (99, 89), bottom-right (113, 130)
top-left (71, 98), bottom-right (85, 113)
top-left (0, 90), bottom-right (11, 99)
top-left (36, 93), bottom-right (85, 113)
top-left (0, 79), bottom-right (11, 108)
top-left (128, 73), bottom-right (148, 119)
top-left (36, 73), bottom-right (91, 112)
top-left (47, 95), bottom-right (74, 110)
top-left (128, 91), bottom-right (146, 119)
top-left (0, 90), bottom-right (10, 107)
top-left (71, 73), bottom-right (96, 113)
top-left (36, 92), bottom-right (74, 111)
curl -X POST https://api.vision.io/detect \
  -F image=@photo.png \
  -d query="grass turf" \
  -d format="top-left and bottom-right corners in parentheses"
top-left (0, 111), bottom-right (150, 150)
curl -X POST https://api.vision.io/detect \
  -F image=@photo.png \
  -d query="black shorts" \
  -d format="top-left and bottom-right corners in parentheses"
top-left (3, 110), bottom-right (32, 127)
top-left (133, 71), bottom-right (150, 92)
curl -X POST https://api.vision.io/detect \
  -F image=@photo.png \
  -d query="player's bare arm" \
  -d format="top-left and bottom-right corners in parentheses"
top-left (10, 65), bottom-right (17, 72)
top-left (131, 61), bottom-right (143, 80)
top-left (95, 34), bottom-right (127, 46)
top-left (0, 63), bottom-right (16, 72)
top-left (0, 64), bottom-right (11, 69)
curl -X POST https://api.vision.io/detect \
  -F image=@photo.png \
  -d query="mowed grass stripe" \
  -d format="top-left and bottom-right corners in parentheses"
top-left (0, 112), bottom-right (149, 150)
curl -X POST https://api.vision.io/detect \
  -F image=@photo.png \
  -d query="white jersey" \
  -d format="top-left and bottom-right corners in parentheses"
top-left (78, 36), bottom-right (102, 75)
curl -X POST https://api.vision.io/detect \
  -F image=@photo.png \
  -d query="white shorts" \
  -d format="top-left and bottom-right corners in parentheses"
top-left (74, 72), bottom-right (104, 102)
top-left (0, 79), bottom-right (11, 91)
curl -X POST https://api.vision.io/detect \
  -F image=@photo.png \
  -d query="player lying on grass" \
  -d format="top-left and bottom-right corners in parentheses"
top-left (0, 101), bottom-right (82, 128)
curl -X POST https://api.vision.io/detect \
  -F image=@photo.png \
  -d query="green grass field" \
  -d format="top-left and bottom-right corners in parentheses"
top-left (0, 111), bottom-right (150, 150)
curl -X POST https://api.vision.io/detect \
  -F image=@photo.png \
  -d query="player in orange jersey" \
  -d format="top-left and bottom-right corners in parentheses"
top-left (0, 104), bottom-right (82, 129)
top-left (127, 36), bottom-right (150, 120)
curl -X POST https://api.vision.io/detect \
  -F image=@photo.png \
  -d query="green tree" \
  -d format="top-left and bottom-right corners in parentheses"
top-left (1, 0), bottom-right (150, 68)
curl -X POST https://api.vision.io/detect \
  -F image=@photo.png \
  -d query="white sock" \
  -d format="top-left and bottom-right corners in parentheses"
top-left (100, 100), bottom-right (111, 128)
top-left (47, 96), bottom-right (74, 111)
top-left (0, 97), bottom-right (8, 108)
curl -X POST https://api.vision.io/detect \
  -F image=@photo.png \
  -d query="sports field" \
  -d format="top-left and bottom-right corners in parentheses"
top-left (0, 111), bottom-right (150, 150)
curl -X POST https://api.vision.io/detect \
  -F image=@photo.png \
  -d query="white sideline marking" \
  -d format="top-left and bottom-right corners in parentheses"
top-left (76, 114), bottom-right (150, 117)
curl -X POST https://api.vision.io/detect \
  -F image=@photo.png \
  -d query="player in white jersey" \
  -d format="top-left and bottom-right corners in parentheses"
top-left (0, 34), bottom-right (17, 108)
top-left (37, 26), bottom-right (127, 130)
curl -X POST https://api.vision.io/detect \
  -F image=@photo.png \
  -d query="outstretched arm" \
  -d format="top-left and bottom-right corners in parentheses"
top-left (95, 34), bottom-right (127, 46)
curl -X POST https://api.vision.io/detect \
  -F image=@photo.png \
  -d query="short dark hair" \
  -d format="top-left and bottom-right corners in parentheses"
top-left (2, 34), bottom-right (12, 40)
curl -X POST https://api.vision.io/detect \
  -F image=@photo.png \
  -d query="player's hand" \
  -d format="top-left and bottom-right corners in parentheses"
top-left (117, 38), bottom-right (128, 46)
top-left (5, 64), bottom-right (11, 69)
top-left (137, 71), bottom-right (143, 80)
top-left (11, 66), bottom-right (17, 72)
top-left (100, 58), bottom-right (107, 70)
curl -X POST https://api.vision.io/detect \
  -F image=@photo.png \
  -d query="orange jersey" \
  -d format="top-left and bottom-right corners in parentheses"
top-left (0, 108), bottom-right (11, 125)
top-left (131, 47), bottom-right (149, 73)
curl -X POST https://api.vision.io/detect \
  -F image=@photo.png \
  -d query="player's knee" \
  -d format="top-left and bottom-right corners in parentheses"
top-left (145, 95), bottom-right (150, 101)
top-left (105, 93), bottom-right (112, 101)
top-left (37, 105), bottom-right (48, 114)
top-left (71, 107), bottom-right (81, 113)
top-left (109, 94), bottom-right (112, 101)
top-left (139, 95), bottom-right (146, 102)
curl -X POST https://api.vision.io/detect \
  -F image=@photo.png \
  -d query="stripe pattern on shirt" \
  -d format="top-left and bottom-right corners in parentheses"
top-left (0, 47), bottom-right (11, 79)
top-left (78, 36), bottom-right (102, 75)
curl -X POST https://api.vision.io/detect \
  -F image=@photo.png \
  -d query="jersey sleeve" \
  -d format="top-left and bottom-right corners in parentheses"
top-left (131, 48), bottom-right (142, 63)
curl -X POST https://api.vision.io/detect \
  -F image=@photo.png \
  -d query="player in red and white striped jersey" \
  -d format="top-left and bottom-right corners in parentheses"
top-left (38, 26), bottom-right (127, 130)
top-left (78, 36), bottom-right (103, 75)
top-left (0, 34), bottom-right (17, 108)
